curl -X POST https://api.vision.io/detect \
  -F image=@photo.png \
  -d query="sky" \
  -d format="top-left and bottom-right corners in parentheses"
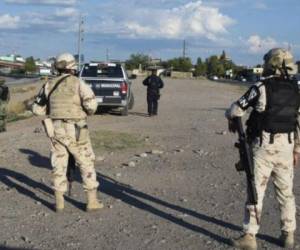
top-left (0, 0), bottom-right (299, 66)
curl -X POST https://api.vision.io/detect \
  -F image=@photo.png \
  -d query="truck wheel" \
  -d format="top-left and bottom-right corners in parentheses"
top-left (128, 93), bottom-right (134, 110)
top-left (120, 105), bottom-right (128, 116)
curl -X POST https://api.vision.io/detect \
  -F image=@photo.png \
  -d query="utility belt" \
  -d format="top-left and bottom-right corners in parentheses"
top-left (247, 130), bottom-right (293, 146)
top-left (42, 118), bottom-right (88, 141)
top-left (246, 110), bottom-right (296, 146)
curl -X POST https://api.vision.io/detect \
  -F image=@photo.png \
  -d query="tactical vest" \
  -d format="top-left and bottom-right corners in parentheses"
top-left (246, 78), bottom-right (300, 143)
top-left (48, 75), bottom-right (87, 120)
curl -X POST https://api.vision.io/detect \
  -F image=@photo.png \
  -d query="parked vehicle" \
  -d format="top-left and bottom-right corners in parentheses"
top-left (294, 74), bottom-right (300, 90)
top-left (80, 62), bottom-right (134, 116)
top-left (209, 75), bottom-right (218, 81)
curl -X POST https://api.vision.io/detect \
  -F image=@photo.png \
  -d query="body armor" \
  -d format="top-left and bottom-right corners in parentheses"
top-left (49, 75), bottom-right (87, 119)
top-left (246, 78), bottom-right (300, 143)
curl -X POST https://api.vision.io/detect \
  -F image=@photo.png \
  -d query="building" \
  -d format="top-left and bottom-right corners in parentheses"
top-left (35, 59), bottom-right (54, 76)
top-left (0, 54), bottom-right (25, 73)
top-left (0, 54), bottom-right (25, 63)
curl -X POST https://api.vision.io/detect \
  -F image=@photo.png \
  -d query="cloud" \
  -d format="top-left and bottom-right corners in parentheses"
top-left (247, 35), bottom-right (278, 54)
top-left (0, 7), bottom-right (80, 32)
top-left (203, 0), bottom-right (241, 8)
top-left (0, 14), bottom-right (21, 29)
top-left (253, 2), bottom-right (267, 10)
top-left (5, 0), bottom-right (78, 6)
top-left (91, 1), bottom-right (235, 40)
top-left (55, 8), bottom-right (79, 18)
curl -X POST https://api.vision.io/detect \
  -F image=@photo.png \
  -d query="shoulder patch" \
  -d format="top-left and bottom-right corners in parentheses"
top-left (237, 85), bottom-right (260, 110)
top-left (248, 87), bottom-right (258, 100)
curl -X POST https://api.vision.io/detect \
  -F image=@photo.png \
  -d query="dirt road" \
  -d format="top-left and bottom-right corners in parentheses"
top-left (0, 77), bottom-right (299, 250)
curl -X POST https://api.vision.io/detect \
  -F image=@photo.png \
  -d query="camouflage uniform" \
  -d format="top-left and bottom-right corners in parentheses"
top-left (32, 74), bottom-right (99, 193)
top-left (226, 82), bottom-right (298, 236)
top-left (227, 48), bottom-right (299, 249)
top-left (0, 79), bottom-right (10, 132)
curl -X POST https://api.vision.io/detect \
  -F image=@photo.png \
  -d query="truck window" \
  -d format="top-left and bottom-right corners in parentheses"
top-left (81, 64), bottom-right (123, 78)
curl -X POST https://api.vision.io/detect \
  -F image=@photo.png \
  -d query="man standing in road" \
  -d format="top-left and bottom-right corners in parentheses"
top-left (32, 53), bottom-right (103, 212)
top-left (226, 48), bottom-right (299, 250)
top-left (0, 78), bottom-right (10, 132)
top-left (143, 68), bottom-right (164, 117)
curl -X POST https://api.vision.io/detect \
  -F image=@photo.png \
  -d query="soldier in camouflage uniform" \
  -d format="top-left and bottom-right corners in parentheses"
top-left (226, 48), bottom-right (299, 250)
top-left (32, 53), bottom-right (103, 212)
top-left (0, 78), bottom-right (10, 132)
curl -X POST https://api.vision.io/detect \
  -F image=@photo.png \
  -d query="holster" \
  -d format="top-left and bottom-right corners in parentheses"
top-left (42, 118), bottom-right (55, 138)
top-left (74, 120), bottom-right (88, 142)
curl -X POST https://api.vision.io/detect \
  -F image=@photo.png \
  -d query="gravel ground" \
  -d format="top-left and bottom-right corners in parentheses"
top-left (0, 77), bottom-right (299, 250)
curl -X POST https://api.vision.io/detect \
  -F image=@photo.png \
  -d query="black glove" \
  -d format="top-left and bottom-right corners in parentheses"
top-left (228, 119), bottom-right (237, 133)
top-left (34, 86), bottom-right (48, 106)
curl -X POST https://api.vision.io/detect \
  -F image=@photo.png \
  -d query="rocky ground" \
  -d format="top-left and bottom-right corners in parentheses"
top-left (0, 77), bottom-right (299, 250)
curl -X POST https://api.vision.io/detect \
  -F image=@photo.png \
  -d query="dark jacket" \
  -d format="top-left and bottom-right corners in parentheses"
top-left (0, 84), bottom-right (10, 102)
top-left (143, 75), bottom-right (164, 95)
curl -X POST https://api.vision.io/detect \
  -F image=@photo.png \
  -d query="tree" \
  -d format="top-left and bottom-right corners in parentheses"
top-left (194, 57), bottom-right (207, 76)
top-left (24, 57), bottom-right (37, 73)
top-left (220, 50), bottom-right (227, 61)
top-left (125, 53), bottom-right (151, 70)
top-left (206, 55), bottom-right (225, 76)
top-left (166, 57), bottom-right (193, 72)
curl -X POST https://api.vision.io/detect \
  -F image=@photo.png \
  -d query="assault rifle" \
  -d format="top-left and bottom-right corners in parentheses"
top-left (232, 117), bottom-right (259, 224)
top-left (67, 154), bottom-right (76, 197)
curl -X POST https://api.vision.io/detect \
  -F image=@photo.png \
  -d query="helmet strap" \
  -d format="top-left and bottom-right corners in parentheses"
top-left (281, 60), bottom-right (290, 79)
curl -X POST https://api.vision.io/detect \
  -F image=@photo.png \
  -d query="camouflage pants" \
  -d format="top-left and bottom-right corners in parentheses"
top-left (50, 120), bottom-right (99, 193)
top-left (0, 103), bottom-right (7, 132)
top-left (243, 133), bottom-right (296, 235)
top-left (0, 116), bottom-right (6, 132)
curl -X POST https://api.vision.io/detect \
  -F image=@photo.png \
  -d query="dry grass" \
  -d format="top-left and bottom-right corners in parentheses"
top-left (7, 101), bottom-right (27, 114)
top-left (6, 97), bottom-right (35, 122)
top-left (5, 83), bottom-right (40, 122)
top-left (91, 130), bottom-right (145, 152)
top-left (11, 85), bottom-right (37, 94)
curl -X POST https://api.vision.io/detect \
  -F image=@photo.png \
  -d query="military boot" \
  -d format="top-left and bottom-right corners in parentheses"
top-left (279, 231), bottom-right (294, 248)
top-left (232, 233), bottom-right (257, 250)
top-left (55, 191), bottom-right (64, 212)
top-left (86, 189), bottom-right (104, 212)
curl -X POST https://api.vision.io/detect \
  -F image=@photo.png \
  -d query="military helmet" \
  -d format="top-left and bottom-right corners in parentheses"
top-left (263, 48), bottom-right (297, 76)
top-left (55, 53), bottom-right (77, 70)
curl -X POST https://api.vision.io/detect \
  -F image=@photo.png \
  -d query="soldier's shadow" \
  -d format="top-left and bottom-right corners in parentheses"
top-left (0, 246), bottom-right (33, 250)
top-left (98, 173), bottom-right (281, 247)
top-left (19, 148), bottom-right (51, 170)
top-left (0, 167), bottom-right (85, 211)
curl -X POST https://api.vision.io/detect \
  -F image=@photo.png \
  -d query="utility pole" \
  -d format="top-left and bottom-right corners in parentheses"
top-left (183, 39), bottom-right (186, 58)
top-left (106, 48), bottom-right (109, 62)
top-left (77, 14), bottom-right (84, 72)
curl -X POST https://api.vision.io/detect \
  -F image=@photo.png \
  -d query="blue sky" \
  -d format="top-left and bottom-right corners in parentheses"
top-left (0, 0), bottom-right (299, 66)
